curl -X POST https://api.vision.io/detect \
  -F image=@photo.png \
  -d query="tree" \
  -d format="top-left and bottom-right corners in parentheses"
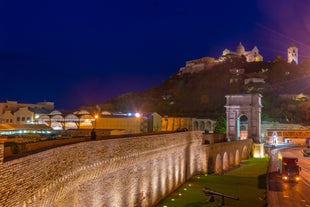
top-left (214, 116), bottom-right (226, 134)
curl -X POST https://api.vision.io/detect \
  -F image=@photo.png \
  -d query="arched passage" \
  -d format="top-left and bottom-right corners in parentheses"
top-left (241, 145), bottom-right (249, 160)
top-left (235, 149), bottom-right (240, 166)
top-left (229, 152), bottom-right (234, 167)
top-left (215, 154), bottom-right (222, 174)
top-left (238, 115), bottom-right (248, 140)
top-left (193, 121), bottom-right (198, 130)
top-left (199, 121), bottom-right (205, 131)
top-left (225, 94), bottom-right (262, 142)
top-left (223, 152), bottom-right (229, 171)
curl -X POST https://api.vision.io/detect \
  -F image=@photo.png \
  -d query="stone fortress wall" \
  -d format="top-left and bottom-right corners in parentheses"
top-left (0, 131), bottom-right (252, 207)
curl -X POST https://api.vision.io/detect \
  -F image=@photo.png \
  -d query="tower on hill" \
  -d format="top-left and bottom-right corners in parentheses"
top-left (288, 44), bottom-right (298, 64)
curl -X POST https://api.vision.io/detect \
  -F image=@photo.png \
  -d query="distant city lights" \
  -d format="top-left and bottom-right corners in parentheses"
top-left (126, 112), bottom-right (141, 117)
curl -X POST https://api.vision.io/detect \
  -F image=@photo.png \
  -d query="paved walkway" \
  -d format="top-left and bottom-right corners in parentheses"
top-left (267, 147), bottom-right (280, 207)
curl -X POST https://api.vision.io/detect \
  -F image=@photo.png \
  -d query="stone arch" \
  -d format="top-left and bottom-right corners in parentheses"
top-left (206, 121), bottom-right (212, 131)
top-left (225, 94), bottom-right (263, 143)
top-left (199, 121), bottom-right (205, 131)
top-left (229, 151), bottom-right (234, 167)
top-left (223, 152), bottom-right (229, 171)
top-left (239, 115), bottom-right (248, 140)
top-left (215, 154), bottom-right (222, 174)
top-left (241, 145), bottom-right (249, 160)
top-left (235, 149), bottom-right (240, 166)
top-left (193, 121), bottom-right (199, 130)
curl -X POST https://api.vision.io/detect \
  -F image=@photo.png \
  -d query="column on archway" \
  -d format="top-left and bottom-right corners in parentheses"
top-left (226, 109), bottom-right (237, 141)
top-left (237, 117), bottom-right (240, 140)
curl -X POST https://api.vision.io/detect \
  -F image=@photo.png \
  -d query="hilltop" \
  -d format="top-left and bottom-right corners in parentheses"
top-left (86, 55), bottom-right (310, 124)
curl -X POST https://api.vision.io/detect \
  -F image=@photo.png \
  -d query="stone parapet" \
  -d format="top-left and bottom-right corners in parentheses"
top-left (0, 131), bottom-right (204, 207)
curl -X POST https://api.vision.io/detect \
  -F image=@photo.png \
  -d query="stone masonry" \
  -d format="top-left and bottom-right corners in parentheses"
top-left (0, 132), bottom-right (252, 207)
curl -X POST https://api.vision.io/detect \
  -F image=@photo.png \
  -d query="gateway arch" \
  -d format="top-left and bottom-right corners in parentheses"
top-left (225, 94), bottom-right (263, 143)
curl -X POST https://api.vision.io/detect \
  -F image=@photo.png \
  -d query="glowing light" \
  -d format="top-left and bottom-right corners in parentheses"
top-left (135, 113), bottom-right (141, 118)
top-left (183, 188), bottom-right (187, 191)
top-left (178, 193), bottom-right (182, 196)
top-left (94, 114), bottom-right (98, 119)
top-left (171, 199), bottom-right (175, 202)
top-left (282, 176), bottom-right (288, 181)
top-left (253, 143), bottom-right (265, 158)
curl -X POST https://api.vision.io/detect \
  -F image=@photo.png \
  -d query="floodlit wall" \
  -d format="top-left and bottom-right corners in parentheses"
top-left (0, 131), bottom-right (203, 207)
top-left (0, 132), bottom-right (252, 207)
top-left (96, 117), bottom-right (142, 133)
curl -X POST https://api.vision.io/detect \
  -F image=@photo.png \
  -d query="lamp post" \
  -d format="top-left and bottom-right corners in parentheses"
top-left (91, 114), bottom-right (98, 140)
top-left (94, 114), bottom-right (98, 129)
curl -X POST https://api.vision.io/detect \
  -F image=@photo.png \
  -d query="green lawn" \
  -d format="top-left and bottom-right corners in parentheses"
top-left (156, 157), bottom-right (269, 207)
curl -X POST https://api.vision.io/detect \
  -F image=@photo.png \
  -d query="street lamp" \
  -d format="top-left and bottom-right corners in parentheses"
top-left (91, 114), bottom-right (98, 140)
top-left (94, 114), bottom-right (98, 129)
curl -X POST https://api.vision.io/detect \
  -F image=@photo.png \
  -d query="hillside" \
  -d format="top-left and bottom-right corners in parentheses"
top-left (90, 56), bottom-right (310, 124)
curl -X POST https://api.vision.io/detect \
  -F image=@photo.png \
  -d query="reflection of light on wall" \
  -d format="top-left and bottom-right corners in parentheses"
top-left (253, 143), bottom-right (265, 158)
top-left (151, 160), bottom-right (159, 203)
top-left (90, 181), bottom-right (104, 207)
top-left (167, 154), bottom-right (173, 191)
top-left (137, 164), bottom-right (148, 207)
top-left (223, 152), bottom-right (229, 171)
top-left (127, 171), bottom-right (136, 206)
top-left (175, 156), bottom-right (180, 183)
top-left (111, 191), bottom-right (122, 206)
top-left (160, 158), bottom-right (167, 194)
top-left (215, 154), bottom-right (222, 174)
top-left (179, 155), bottom-right (184, 182)
top-left (235, 150), bottom-right (240, 166)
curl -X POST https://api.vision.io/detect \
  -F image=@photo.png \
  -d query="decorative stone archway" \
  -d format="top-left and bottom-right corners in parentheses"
top-left (225, 94), bottom-right (263, 143)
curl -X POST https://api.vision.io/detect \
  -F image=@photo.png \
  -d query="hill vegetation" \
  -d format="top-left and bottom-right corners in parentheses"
top-left (90, 55), bottom-right (310, 125)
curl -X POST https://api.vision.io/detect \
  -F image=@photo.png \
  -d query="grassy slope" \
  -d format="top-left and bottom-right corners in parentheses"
top-left (156, 157), bottom-right (269, 207)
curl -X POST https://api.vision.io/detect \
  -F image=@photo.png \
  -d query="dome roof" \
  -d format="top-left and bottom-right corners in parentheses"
top-left (236, 42), bottom-right (245, 54)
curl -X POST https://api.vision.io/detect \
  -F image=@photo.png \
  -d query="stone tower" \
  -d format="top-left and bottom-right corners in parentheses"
top-left (288, 44), bottom-right (298, 64)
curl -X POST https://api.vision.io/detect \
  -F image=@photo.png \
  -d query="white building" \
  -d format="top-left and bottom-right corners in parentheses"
top-left (0, 101), bottom-right (54, 124)
top-left (222, 42), bottom-right (263, 62)
top-left (288, 44), bottom-right (298, 64)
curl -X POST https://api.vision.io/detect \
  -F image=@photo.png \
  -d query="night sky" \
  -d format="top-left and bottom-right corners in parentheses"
top-left (0, 0), bottom-right (310, 110)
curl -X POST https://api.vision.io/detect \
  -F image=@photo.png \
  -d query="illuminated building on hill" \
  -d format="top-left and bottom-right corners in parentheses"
top-left (221, 42), bottom-right (263, 62)
top-left (288, 44), bottom-right (298, 64)
top-left (178, 42), bottom-right (263, 75)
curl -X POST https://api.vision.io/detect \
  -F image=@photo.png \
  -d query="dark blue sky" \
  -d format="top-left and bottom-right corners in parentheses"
top-left (0, 0), bottom-right (310, 110)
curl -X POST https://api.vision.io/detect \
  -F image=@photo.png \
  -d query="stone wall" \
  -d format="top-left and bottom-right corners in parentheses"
top-left (0, 131), bottom-right (204, 207)
top-left (204, 139), bottom-right (253, 174)
top-left (0, 132), bottom-right (253, 207)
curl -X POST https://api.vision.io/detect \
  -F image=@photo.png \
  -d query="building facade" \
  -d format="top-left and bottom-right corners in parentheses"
top-left (288, 44), bottom-right (298, 64)
top-left (178, 42), bottom-right (263, 75)
top-left (222, 42), bottom-right (263, 62)
top-left (0, 101), bottom-right (54, 124)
